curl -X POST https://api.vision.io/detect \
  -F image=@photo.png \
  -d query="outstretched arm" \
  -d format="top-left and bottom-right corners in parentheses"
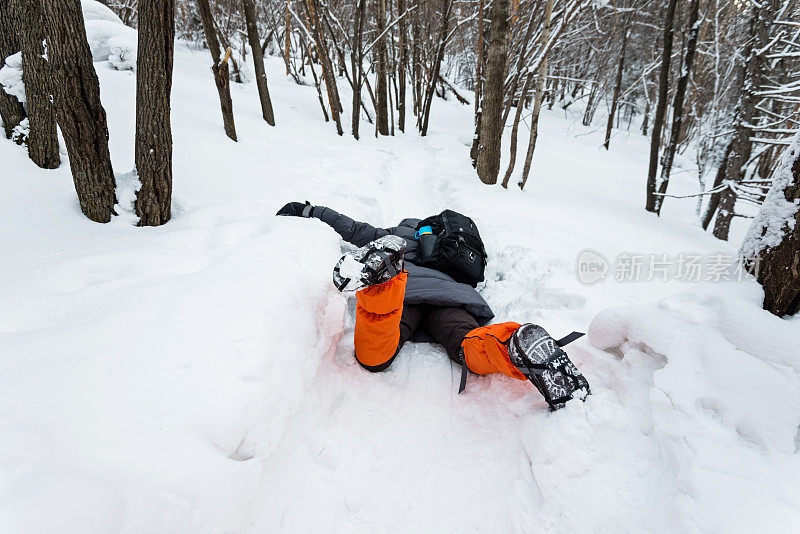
top-left (311, 205), bottom-right (389, 247)
top-left (276, 201), bottom-right (388, 247)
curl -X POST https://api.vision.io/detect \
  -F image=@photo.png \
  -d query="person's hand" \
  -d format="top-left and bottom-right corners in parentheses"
top-left (276, 201), bottom-right (313, 217)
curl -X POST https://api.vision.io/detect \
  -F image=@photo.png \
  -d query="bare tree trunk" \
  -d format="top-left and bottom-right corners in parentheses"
top-left (700, 141), bottom-right (730, 229)
top-left (305, 0), bottom-right (343, 135)
top-left (285, 0), bottom-right (292, 75)
top-left (419, 0), bottom-right (453, 136)
top-left (243, 0), bottom-right (275, 125)
top-left (712, 1), bottom-right (773, 240)
top-left (469, 0), bottom-right (484, 164)
top-left (474, 0), bottom-right (509, 184)
top-left (412, 0), bottom-right (422, 117)
top-left (13, 0), bottom-right (59, 168)
top-left (397, 0), bottom-right (408, 132)
top-left (641, 97), bottom-right (650, 135)
top-left (474, 0), bottom-right (484, 117)
top-left (645, 0), bottom-right (678, 212)
top-left (42, 0), bottom-right (116, 223)
top-left (604, 14), bottom-right (632, 151)
top-left (744, 146), bottom-right (800, 317)
top-left (375, 0), bottom-right (390, 135)
top-left (654, 0), bottom-right (700, 214)
top-left (0, 0), bottom-right (26, 139)
top-left (517, 0), bottom-right (554, 190)
top-left (500, 71), bottom-right (533, 188)
top-left (351, 0), bottom-right (365, 138)
top-left (197, 0), bottom-right (237, 141)
top-left (134, 0), bottom-right (174, 226)
top-left (582, 81), bottom-right (598, 126)
top-left (302, 37), bottom-right (330, 122)
top-left (500, 12), bottom-right (536, 128)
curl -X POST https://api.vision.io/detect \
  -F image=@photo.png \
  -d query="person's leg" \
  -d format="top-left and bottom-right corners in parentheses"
top-left (421, 307), bottom-right (591, 410)
top-left (422, 307), bottom-right (480, 364)
top-left (358, 300), bottom-right (425, 372)
top-left (353, 271), bottom-right (416, 372)
top-left (459, 322), bottom-right (526, 380)
top-left (398, 303), bottom-right (425, 354)
top-left (423, 306), bottom-right (525, 379)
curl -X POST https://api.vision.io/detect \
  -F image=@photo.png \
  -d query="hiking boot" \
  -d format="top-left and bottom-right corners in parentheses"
top-left (333, 235), bottom-right (407, 293)
top-left (508, 323), bottom-right (591, 411)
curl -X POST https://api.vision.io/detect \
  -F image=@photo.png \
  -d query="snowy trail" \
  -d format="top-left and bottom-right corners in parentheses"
top-left (2, 47), bottom-right (799, 533)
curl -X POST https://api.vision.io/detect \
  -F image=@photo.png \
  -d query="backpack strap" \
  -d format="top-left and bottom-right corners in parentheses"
top-left (458, 360), bottom-right (469, 394)
top-left (556, 331), bottom-right (584, 347)
top-left (441, 210), bottom-right (451, 237)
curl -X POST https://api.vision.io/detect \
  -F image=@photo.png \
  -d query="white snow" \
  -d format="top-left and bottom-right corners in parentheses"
top-left (1, 43), bottom-right (798, 533)
top-left (740, 130), bottom-right (800, 259)
top-left (107, 35), bottom-right (137, 72)
top-left (81, 0), bottom-right (137, 70)
top-left (84, 19), bottom-right (137, 66)
top-left (0, 51), bottom-right (25, 103)
top-left (81, 0), bottom-right (124, 25)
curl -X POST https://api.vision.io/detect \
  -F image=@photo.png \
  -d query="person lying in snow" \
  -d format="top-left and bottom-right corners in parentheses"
top-left (277, 201), bottom-right (590, 411)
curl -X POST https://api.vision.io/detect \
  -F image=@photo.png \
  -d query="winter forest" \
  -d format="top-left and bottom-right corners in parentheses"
top-left (1, 0), bottom-right (800, 531)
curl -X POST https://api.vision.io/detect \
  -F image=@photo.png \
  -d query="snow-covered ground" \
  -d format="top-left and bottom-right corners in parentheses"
top-left (1, 44), bottom-right (799, 533)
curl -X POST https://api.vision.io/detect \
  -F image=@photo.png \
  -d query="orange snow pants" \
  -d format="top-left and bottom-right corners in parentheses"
top-left (460, 322), bottom-right (526, 380)
top-left (354, 272), bottom-right (525, 381)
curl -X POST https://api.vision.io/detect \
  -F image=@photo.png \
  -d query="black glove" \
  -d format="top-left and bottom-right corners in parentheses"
top-left (276, 201), bottom-right (314, 217)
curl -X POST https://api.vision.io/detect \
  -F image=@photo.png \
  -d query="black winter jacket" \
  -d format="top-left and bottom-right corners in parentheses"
top-left (312, 206), bottom-right (494, 324)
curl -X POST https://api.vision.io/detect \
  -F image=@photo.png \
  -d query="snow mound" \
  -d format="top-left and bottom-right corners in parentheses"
top-left (107, 35), bottom-right (137, 71)
top-left (0, 52), bottom-right (25, 103)
top-left (0, 199), bottom-right (346, 532)
top-left (82, 0), bottom-right (124, 24)
top-left (85, 20), bottom-right (137, 66)
top-left (80, 0), bottom-right (137, 70)
top-left (588, 281), bottom-right (800, 529)
top-left (11, 117), bottom-right (29, 145)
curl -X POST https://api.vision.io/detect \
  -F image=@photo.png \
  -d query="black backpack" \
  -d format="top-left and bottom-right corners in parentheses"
top-left (414, 210), bottom-right (488, 287)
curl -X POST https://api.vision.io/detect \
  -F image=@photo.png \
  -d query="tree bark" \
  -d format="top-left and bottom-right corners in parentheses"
top-left (604, 14), bottom-right (632, 151)
top-left (654, 0), bottom-right (700, 214)
top-left (375, 0), bottom-right (390, 135)
top-left (397, 0), bottom-right (408, 132)
top-left (712, 1), bottom-right (774, 240)
top-left (351, 0), bottom-right (365, 139)
top-left (285, 0), bottom-right (291, 75)
top-left (500, 12), bottom-right (536, 128)
top-left (746, 151), bottom-right (800, 317)
top-left (134, 0), bottom-right (174, 226)
top-left (197, 0), bottom-right (237, 141)
top-left (412, 0), bottom-right (422, 117)
top-left (419, 0), bottom-right (453, 136)
top-left (0, 0), bottom-right (26, 139)
top-left (242, 0), bottom-right (275, 125)
top-left (645, 0), bottom-right (678, 212)
top-left (469, 0), bottom-right (484, 164)
top-left (500, 71), bottom-right (533, 188)
top-left (305, 0), bottom-right (343, 135)
top-left (13, 0), bottom-right (59, 168)
top-left (640, 97), bottom-right (650, 136)
top-left (42, 0), bottom-right (116, 223)
top-left (700, 141), bottom-right (730, 229)
top-left (517, 0), bottom-right (554, 190)
top-left (474, 0), bottom-right (509, 184)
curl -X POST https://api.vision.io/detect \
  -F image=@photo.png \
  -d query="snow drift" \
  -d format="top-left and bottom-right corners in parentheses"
top-left (82, 0), bottom-right (137, 70)
top-left (0, 52), bottom-right (24, 103)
